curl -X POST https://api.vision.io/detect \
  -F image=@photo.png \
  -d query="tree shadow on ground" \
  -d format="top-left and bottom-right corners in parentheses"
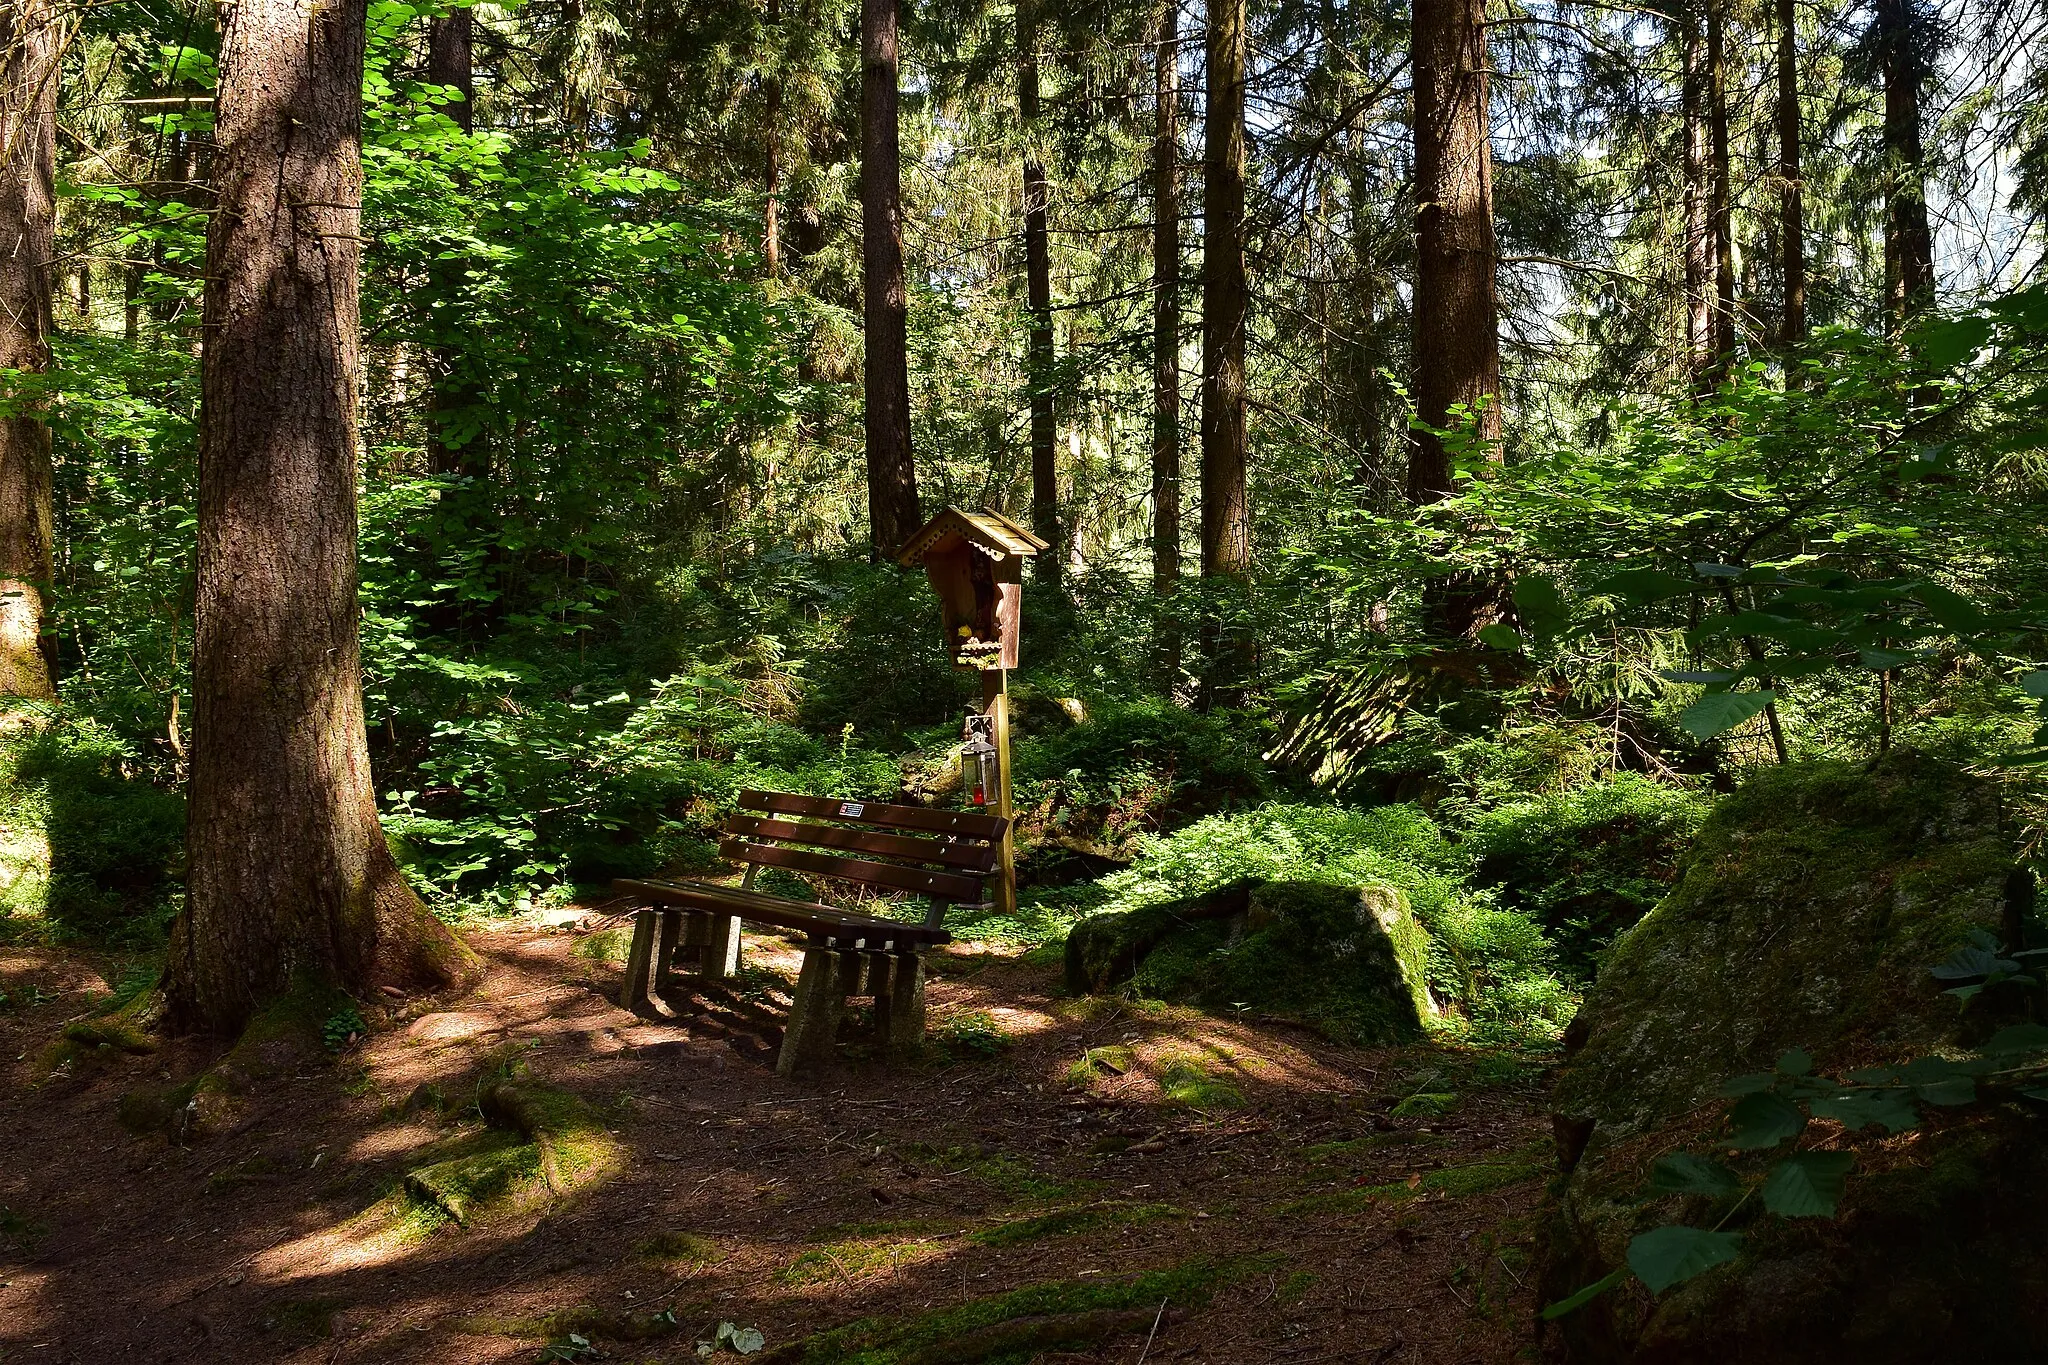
top-left (0, 925), bottom-right (1554, 1364)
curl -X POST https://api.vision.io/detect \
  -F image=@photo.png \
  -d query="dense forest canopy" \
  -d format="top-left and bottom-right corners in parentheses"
top-left (0, 0), bottom-right (2043, 987)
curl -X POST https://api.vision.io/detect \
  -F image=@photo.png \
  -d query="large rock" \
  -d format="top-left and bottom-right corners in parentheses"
top-left (1063, 879), bottom-right (1434, 1045)
top-left (1539, 753), bottom-right (2048, 1363)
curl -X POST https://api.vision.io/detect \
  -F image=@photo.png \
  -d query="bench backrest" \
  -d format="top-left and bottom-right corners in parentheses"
top-left (722, 790), bottom-right (1010, 912)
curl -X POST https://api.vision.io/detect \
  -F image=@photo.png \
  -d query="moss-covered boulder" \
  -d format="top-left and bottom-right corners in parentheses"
top-left (1539, 753), bottom-right (2048, 1363)
top-left (1063, 879), bottom-right (1434, 1044)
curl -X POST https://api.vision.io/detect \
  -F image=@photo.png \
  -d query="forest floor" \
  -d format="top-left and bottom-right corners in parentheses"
top-left (0, 919), bottom-right (1555, 1365)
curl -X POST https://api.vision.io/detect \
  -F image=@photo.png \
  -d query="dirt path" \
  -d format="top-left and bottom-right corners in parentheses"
top-left (1, 923), bottom-right (1553, 1363)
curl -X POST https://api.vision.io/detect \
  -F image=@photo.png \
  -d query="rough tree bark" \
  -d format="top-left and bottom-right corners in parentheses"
top-left (1876, 0), bottom-right (1934, 325)
top-left (1707, 0), bottom-right (1736, 366)
top-left (1199, 0), bottom-right (1249, 704)
top-left (1408, 0), bottom-right (1500, 503)
top-left (1680, 4), bottom-right (1712, 380)
top-left (1019, 1), bottom-right (1059, 583)
top-left (1151, 4), bottom-right (1181, 684)
top-left (1776, 0), bottom-right (1804, 349)
top-left (764, 0), bottom-right (782, 278)
top-left (0, 0), bottom-right (58, 698)
top-left (862, 0), bottom-right (920, 555)
top-left (425, 5), bottom-right (484, 479)
top-left (164, 0), bottom-right (477, 1035)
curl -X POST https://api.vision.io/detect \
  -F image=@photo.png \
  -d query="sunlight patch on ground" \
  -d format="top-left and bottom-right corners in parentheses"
top-left (1049, 1006), bottom-right (1359, 1105)
top-left (345, 1120), bottom-right (446, 1162)
top-left (0, 1268), bottom-right (55, 1349)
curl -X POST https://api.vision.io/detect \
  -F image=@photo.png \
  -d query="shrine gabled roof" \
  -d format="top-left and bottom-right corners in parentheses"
top-left (894, 507), bottom-right (1048, 566)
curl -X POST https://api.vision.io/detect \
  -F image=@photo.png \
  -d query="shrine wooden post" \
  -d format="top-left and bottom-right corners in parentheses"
top-left (896, 507), bottom-right (1045, 919)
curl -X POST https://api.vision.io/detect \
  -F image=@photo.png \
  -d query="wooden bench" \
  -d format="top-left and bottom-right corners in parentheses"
top-left (612, 789), bottom-right (1011, 1076)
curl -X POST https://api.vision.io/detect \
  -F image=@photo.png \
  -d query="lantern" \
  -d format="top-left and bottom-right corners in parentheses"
top-left (961, 712), bottom-right (998, 807)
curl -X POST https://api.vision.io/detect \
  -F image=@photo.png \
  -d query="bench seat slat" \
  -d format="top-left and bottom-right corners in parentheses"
top-left (719, 838), bottom-right (988, 903)
top-left (739, 789), bottom-right (1008, 841)
top-left (614, 878), bottom-right (952, 945)
top-left (729, 814), bottom-right (1000, 873)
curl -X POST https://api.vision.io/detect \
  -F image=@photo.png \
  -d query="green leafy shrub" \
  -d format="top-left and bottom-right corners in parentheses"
top-left (1089, 801), bottom-right (1575, 1043)
top-left (0, 717), bottom-right (184, 946)
top-left (1461, 774), bottom-right (1711, 983)
top-left (1012, 697), bottom-right (1271, 852)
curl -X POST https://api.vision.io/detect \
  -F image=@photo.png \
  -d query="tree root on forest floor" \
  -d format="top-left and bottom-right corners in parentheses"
top-left (399, 1080), bottom-right (622, 1226)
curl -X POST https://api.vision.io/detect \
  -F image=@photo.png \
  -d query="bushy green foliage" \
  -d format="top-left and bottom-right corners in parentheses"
top-left (379, 661), bottom-right (906, 907)
top-left (0, 717), bottom-right (184, 946)
top-left (1089, 801), bottom-right (1575, 1042)
top-left (1463, 775), bottom-right (1713, 983)
top-left (1013, 695), bottom-right (1271, 838)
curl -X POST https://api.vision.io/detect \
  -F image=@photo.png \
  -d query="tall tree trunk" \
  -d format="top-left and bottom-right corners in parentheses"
top-left (1877, 0), bottom-right (1934, 325)
top-left (764, 0), bottom-right (782, 278)
top-left (1151, 3), bottom-right (1181, 684)
top-left (1707, 0), bottom-right (1736, 367)
top-left (425, 5), bottom-right (483, 479)
top-left (0, 0), bottom-right (58, 699)
top-left (165, 0), bottom-right (476, 1035)
top-left (1680, 5), bottom-right (1712, 380)
top-left (1776, 0), bottom-right (1804, 349)
top-left (1408, 0), bottom-right (1499, 503)
top-left (428, 7), bottom-right (473, 129)
top-left (861, 0), bottom-right (919, 555)
top-left (1410, 0), bottom-right (1501, 644)
top-left (1019, 1), bottom-right (1059, 583)
top-left (1200, 0), bottom-right (1250, 704)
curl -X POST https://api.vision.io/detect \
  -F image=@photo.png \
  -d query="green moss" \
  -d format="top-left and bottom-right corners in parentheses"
top-left (572, 928), bottom-right (629, 964)
top-left (1391, 1092), bottom-right (1456, 1118)
top-left (1283, 1151), bottom-right (1547, 1215)
top-left (402, 1133), bottom-right (539, 1224)
top-left (1540, 756), bottom-right (2048, 1364)
top-left (1158, 1057), bottom-right (1245, 1110)
top-left (808, 1219), bottom-right (950, 1241)
top-left (779, 1238), bottom-right (913, 1285)
top-left (397, 1082), bottom-right (621, 1230)
top-left (1275, 1270), bottom-right (1318, 1305)
top-left (478, 1081), bottom-right (624, 1193)
top-left (898, 1143), bottom-right (1079, 1205)
top-left (1554, 752), bottom-right (2018, 1138)
top-left (774, 1257), bottom-right (1274, 1365)
top-left (1074, 879), bottom-right (1437, 1046)
top-left (969, 1202), bottom-right (1185, 1247)
top-left (452, 1305), bottom-right (680, 1342)
top-left (931, 1009), bottom-right (1009, 1058)
top-left (1064, 1044), bottom-right (1134, 1086)
top-left (62, 1016), bottom-right (156, 1053)
top-left (634, 1229), bottom-right (720, 1264)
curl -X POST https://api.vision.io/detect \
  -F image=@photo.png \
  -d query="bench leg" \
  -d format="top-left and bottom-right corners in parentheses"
top-left (873, 951), bottom-right (925, 1059)
top-left (652, 909), bottom-right (683, 993)
top-left (777, 941), bottom-right (845, 1077)
top-left (621, 907), bottom-right (659, 1015)
top-left (702, 913), bottom-right (741, 979)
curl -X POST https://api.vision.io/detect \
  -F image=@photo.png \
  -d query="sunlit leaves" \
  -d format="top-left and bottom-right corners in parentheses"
top-left (1679, 691), bottom-right (1776, 740)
